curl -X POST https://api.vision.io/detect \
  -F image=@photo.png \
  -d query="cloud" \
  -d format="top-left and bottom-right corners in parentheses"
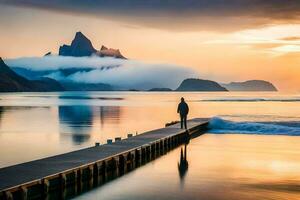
top-left (280, 36), bottom-right (300, 41)
top-left (270, 45), bottom-right (300, 54)
top-left (5, 56), bottom-right (198, 89)
top-left (204, 24), bottom-right (300, 56)
top-left (2, 0), bottom-right (300, 32)
top-left (5, 56), bottom-right (123, 71)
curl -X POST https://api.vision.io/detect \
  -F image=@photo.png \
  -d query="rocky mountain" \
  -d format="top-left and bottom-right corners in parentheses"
top-left (95, 45), bottom-right (126, 59)
top-left (0, 58), bottom-right (64, 92)
top-left (222, 80), bottom-right (277, 91)
top-left (176, 78), bottom-right (228, 91)
top-left (59, 32), bottom-right (96, 57)
top-left (0, 57), bottom-right (33, 92)
top-left (59, 32), bottom-right (126, 58)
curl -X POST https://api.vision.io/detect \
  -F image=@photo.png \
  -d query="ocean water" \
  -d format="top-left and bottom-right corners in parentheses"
top-left (1, 91), bottom-right (300, 199)
top-left (1, 91), bottom-right (300, 167)
top-left (75, 134), bottom-right (300, 200)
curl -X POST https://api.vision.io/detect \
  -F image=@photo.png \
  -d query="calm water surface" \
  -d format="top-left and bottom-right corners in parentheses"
top-left (75, 134), bottom-right (300, 200)
top-left (1, 91), bottom-right (300, 199)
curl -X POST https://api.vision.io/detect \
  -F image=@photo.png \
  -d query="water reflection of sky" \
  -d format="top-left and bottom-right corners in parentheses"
top-left (74, 134), bottom-right (300, 200)
top-left (59, 106), bottom-right (121, 144)
top-left (1, 91), bottom-right (300, 168)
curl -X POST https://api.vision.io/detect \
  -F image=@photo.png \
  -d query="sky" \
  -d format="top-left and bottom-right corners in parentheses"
top-left (0, 1), bottom-right (300, 91)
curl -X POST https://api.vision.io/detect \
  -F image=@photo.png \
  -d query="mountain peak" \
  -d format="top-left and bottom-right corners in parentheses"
top-left (75, 31), bottom-right (84, 36)
top-left (59, 31), bottom-right (96, 57)
top-left (0, 57), bottom-right (10, 72)
top-left (73, 31), bottom-right (90, 42)
top-left (58, 32), bottom-right (126, 58)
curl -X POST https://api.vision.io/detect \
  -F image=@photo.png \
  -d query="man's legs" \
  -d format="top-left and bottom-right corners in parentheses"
top-left (184, 115), bottom-right (187, 129)
top-left (180, 115), bottom-right (184, 129)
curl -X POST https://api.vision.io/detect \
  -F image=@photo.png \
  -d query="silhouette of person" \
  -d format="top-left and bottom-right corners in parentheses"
top-left (177, 97), bottom-right (189, 129)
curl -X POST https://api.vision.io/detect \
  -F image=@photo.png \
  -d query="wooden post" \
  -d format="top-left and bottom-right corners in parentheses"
top-left (76, 169), bottom-right (82, 194)
top-left (88, 165), bottom-right (94, 188)
top-left (150, 143), bottom-right (155, 159)
top-left (135, 149), bottom-right (141, 166)
top-left (160, 140), bottom-right (164, 154)
top-left (112, 157), bottom-right (119, 177)
top-left (118, 155), bottom-right (126, 175)
top-left (157, 141), bottom-right (161, 156)
top-left (141, 146), bottom-right (147, 163)
top-left (175, 135), bottom-right (179, 145)
top-left (0, 192), bottom-right (5, 200)
top-left (131, 151), bottom-right (136, 169)
top-left (21, 186), bottom-right (28, 200)
top-left (126, 152), bottom-right (132, 171)
top-left (164, 138), bottom-right (168, 150)
top-left (93, 163), bottom-right (99, 186)
top-left (60, 173), bottom-right (67, 190)
top-left (168, 137), bottom-right (171, 149)
top-left (171, 136), bottom-right (175, 148)
top-left (43, 179), bottom-right (50, 198)
top-left (5, 191), bottom-right (13, 200)
top-left (146, 145), bottom-right (151, 160)
top-left (98, 161), bottom-right (106, 184)
top-left (104, 161), bottom-right (109, 181)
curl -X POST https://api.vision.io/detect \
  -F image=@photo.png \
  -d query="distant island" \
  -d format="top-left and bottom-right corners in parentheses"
top-left (176, 79), bottom-right (228, 91)
top-left (222, 80), bottom-right (277, 91)
top-left (148, 88), bottom-right (172, 91)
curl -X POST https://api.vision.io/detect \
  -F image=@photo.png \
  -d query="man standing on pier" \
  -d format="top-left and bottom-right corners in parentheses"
top-left (177, 97), bottom-right (189, 129)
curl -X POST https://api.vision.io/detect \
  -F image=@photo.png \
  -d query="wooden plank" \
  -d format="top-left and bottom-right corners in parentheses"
top-left (0, 118), bottom-right (209, 192)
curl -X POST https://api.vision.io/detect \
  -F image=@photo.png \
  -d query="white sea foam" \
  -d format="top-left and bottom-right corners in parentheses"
top-left (208, 117), bottom-right (300, 135)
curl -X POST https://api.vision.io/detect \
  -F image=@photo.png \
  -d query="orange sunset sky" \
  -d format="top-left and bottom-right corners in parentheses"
top-left (0, 1), bottom-right (300, 91)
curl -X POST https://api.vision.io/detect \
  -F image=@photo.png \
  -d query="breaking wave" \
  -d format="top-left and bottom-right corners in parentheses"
top-left (208, 117), bottom-right (300, 135)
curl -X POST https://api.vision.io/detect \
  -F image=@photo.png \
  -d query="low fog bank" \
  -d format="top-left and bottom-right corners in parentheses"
top-left (5, 56), bottom-right (125, 70)
top-left (5, 56), bottom-right (198, 90)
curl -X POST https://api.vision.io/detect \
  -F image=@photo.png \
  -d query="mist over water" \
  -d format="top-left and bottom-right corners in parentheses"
top-left (5, 56), bottom-right (197, 89)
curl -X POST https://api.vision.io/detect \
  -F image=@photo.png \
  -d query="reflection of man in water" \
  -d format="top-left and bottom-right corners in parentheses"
top-left (178, 145), bottom-right (189, 182)
top-left (177, 97), bottom-right (189, 129)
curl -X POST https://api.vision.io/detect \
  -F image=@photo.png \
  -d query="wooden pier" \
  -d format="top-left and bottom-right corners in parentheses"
top-left (0, 118), bottom-right (209, 200)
